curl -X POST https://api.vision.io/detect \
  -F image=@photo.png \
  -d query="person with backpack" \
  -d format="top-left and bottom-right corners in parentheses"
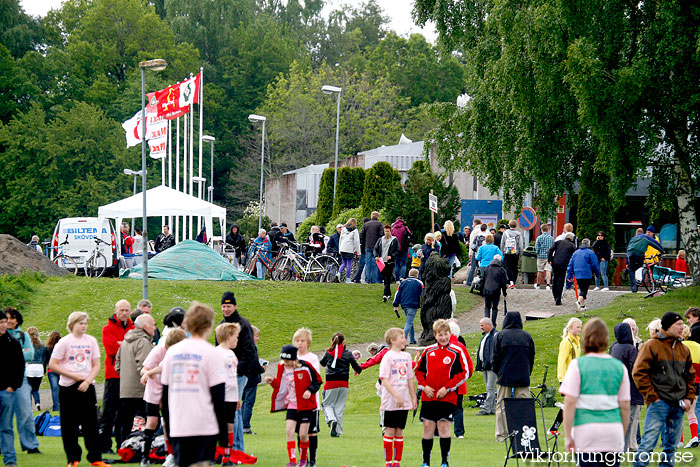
top-left (499, 220), bottom-right (523, 288)
top-left (467, 223), bottom-right (489, 286)
top-left (391, 217), bottom-right (413, 281)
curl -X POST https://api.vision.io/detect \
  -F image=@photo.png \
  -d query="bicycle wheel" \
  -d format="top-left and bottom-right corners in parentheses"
top-left (244, 253), bottom-right (258, 276)
top-left (304, 257), bottom-right (326, 282)
top-left (641, 267), bottom-right (654, 293)
top-left (313, 255), bottom-right (339, 282)
top-left (271, 257), bottom-right (290, 281)
top-left (53, 255), bottom-right (78, 275)
top-left (85, 253), bottom-right (107, 278)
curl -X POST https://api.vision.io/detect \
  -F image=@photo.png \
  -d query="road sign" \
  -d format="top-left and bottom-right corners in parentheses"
top-left (429, 193), bottom-right (438, 213)
top-left (517, 206), bottom-right (538, 231)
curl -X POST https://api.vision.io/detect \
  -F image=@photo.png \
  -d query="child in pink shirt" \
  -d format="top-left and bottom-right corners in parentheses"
top-left (215, 322), bottom-right (241, 460)
top-left (294, 328), bottom-right (321, 467)
top-left (378, 328), bottom-right (416, 467)
top-left (48, 312), bottom-right (109, 467)
top-left (139, 328), bottom-right (186, 465)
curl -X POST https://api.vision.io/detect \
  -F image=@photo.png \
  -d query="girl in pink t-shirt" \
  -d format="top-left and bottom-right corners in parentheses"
top-left (48, 311), bottom-right (108, 467)
top-left (378, 328), bottom-right (416, 467)
top-left (215, 322), bottom-right (241, 457)
top-left (139, 328), bottom-right (186, 465)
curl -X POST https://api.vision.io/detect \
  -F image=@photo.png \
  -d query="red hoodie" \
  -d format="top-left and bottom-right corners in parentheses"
top-left (415, 342), bottom-right (467, 405)
top-left (270, 360), bottom-right (322, 412)
top-left (102, 314), bottom-right (134, 380)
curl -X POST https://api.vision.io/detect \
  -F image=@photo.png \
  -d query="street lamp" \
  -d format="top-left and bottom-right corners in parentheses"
top-left (322, 85), bottom-right (342, 203)
top-left (203, 135), bottom-right (215, 203)
top-left (123, 168), bottom-right (143, 235)
top-left (139, 58), bottom-right (167, 301)
top-left (248, 114), bottom-right (266, 231)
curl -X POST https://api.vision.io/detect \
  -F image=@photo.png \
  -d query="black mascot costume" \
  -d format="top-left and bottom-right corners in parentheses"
top-left (419, 252), bottom-right (453, 345)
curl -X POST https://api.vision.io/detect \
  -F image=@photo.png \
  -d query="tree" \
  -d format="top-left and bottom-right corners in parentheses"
top-left (384, 161), bottom-right (460, 240)
top-left (361, 161), bottom-right (400, 217)
top-left (0, 0), bottom-right (43, 58)
top-left (315, 168), bottom-right (335, 227)
top-left (576, 168), bottom-right (615, 249)
top-left (415, 0), bottom-right (700, 281)
top-left (332, 167), bottom-right (365, 218)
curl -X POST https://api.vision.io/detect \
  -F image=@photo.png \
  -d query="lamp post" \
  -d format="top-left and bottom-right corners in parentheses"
top-left (123, 168), bottom-right (143, 235)
top-left (248, 114), bottom-right (266, 231)
top-left (139, 58), bottom-right (167, 301)
top-left (322, 85), bottom-right (342, 203)
top-left (203, 135), bottom-right (215, 203)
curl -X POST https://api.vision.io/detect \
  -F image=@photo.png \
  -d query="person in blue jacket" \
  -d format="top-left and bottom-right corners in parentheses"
top-left (566, 239), bottom-right (600, 312)
top-left (252, 229), bottom-right (271, 279)
top-left (392, 269), bottom-right (424, 344)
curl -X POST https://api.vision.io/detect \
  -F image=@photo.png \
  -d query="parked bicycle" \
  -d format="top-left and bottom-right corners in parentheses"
top-left (84, 237), bottom-right (111, 278)
top-left (50, 235), bottom-right (79, 275)
top-left (271, 242), bottom-right (339, 282)
top-left (244, 243), bottom-right (275, 278)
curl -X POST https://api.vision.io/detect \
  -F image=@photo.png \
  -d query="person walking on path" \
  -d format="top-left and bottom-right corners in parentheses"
top-left (557, 318), bottom-right (581, 383)
top-left (566, 239), bottom-right (600, 312)
top-left (441, 220), bottom-right (462, 279)
top-left (626, 229), bottom-right (664, 293)
top-left (560, 318), bottom-right (630, 467)
top-left (492, 311), bottom-right (535, 441)
top-left (474, 234), bottom-right (503, 272)
top-left (391, 217), bottom-right (412, 281)
top-left (481, 255), bottom-right (508, 327)
top-left (475, 318), bottom-right (498, 416)
top-left (555, 223), bottom-right (578, 246)
top-left (320, 333), bottom-right (363, 437)
top-left (499, 220), bottom-right (523, 288)
top-left (392, 268), bottom-right (424, 344)
top-left (548, 233), bottom-right (577, 306)
top-left (0, 312), bottom-right (25, 467)
top-left (534, 224), bottom-right (554, 290)
top-left (352, 217), bottom-right (370, 283)
top-left (99, 299), bottom-right (134, 454)
top-left (467, 223), bottom-right (488, 285)
top-left (609, 322), bottom-right (644, 452)
top-left (592, 231), bottom-right (612, 291)
top-left (361, 212), bottom-right (384, 284)
top-left (374, 225), bottom-right (399, 303)
top-left (338, 218), bottom-right (361, 283)
top-left (493, 224), bottom-right (506, 253)
top-left (632, 312), bottom-right (695, 467)
top-left (49, 312), bottom-right (111, 467)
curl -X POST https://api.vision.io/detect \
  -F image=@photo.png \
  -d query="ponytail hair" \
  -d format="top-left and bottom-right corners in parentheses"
top-left (328, 332), bottom-right (345, 352)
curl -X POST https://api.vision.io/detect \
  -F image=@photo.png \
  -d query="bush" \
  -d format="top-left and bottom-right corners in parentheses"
top-left (332, 167), bottom-right (366, 218)
top-left (235, 214), bottom-right (272, 239)
top-left (316, 168), bottom-right (335, 227)
top-left (361, 162), bottom-right (400, 217)
top-left (325, 207), bottom-right (365, 234)
top-left (296, 211), bottom-right (318, 243)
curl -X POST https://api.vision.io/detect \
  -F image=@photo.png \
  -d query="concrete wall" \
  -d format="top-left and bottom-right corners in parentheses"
top-left (265, 173), bottom-right (297, 232)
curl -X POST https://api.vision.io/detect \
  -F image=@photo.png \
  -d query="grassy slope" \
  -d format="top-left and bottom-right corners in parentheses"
top-left (8, 276), bottom-right (700, 466)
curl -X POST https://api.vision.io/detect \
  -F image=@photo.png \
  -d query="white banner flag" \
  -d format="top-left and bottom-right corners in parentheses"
top-left (123, 110), bottom-right (167, 150)
top-left (149, 136), bottom-right (167, 159)
top-left (122, 111), bottom-right (144, 148)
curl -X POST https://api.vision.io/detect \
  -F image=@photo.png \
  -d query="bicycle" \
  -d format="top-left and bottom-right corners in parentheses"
top-left (50, 235), bottom-right (79, 275)
top-left (639, 254), bottom-right (668, 296)
top-left (84, 237), bottom-right (111, 278)
top-left (244, 243), bottom-right (275, 278)
top-left (272, 242), bottom-right (339, 282)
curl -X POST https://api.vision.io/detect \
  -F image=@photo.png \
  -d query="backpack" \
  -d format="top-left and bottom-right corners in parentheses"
top-left (504, 232), bottom-right (518, 255)
top-left (472, 234), bottom-right (486, 252)
top-left (402, 229), bottom-right (414, 250)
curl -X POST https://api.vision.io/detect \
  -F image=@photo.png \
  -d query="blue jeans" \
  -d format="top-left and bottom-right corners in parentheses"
top-left (241, 378), bottom-right (259, 430)
top-left (403, 307), bottom-right (417, 343)
top-left (595, 260), bottom-right (609, 288)
top-left (466, 256), bottom-right (479, 285)
top-left (628, 254), bottom-right (644, 292)
top-left (448, 255), bottom-right (457, 278)
top-left (234, 375), bottom-right (248, 451)
top-left (634, 400), bottom-right (684, 467)
top-left (256, 261), bottom-right (265, 279)
top-left (14, 376), bottom-right (38, 450)
top-left (48, 371), bottom-right (60, 411)
top-left (0, 389), bottom-right (17, 465)
top-left (364, 249), bottom-right (380, 283)
top-left (394, 251), bottom-right (408, 281)
top-left (352, 251), bottom-right (366, 282)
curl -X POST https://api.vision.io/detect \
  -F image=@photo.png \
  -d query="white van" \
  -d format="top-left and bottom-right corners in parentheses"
top-left (51, 217), bottom-right (119, 275)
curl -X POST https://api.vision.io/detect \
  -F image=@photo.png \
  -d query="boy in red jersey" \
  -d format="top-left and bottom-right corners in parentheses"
top-left (415, 319), bottom-right (467, 467)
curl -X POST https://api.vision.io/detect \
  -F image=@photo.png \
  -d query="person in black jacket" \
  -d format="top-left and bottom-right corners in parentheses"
top-left (374, 225), bottom-right (400, 302)
top-left (610, 322), bottom-right (644, 451)
top-left (225, 224), bottom-right (246, 269)
top-left (0, 313), bottom-right (24, 467)
top-left (217, 291), bottom-right (263, 452)
top-left (492, 311), bottom-right (535, 441)
top-left (352, 217), bottom-right (371, 283)
top-left (548, 232), bottom-right (577, 306)
top-left (267, 222), bottom-right (282, 257)
top-left (481, 256), bottom-right (509, 327)
top-left (592, 231), bottom-right (612, 291)
top-left (319, 333), bottom-right (362, 437)
top-left (362, 212), bottom-right (385, 284)
top-left (476, 318), bottom-right (498, 415)
top-left (685, 307), bottom-right (700, 343)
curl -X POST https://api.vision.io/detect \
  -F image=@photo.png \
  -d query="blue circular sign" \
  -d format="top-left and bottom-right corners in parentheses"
top-left (518, 207), bottom-right (538, 231)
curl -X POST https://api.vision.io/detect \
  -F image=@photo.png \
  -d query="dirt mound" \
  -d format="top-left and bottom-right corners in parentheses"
top-left (0, 234), bottom-right (68, 276)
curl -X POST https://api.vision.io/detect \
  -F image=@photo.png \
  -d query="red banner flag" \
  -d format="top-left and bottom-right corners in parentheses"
top-left (146, 72), bottom-right (201, 120)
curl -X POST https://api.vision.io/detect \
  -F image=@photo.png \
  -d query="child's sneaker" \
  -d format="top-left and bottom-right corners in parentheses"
top-left (602, 287), bottom-right (609, 291)
top-left (286, 463), bottom-right (297, 467)
top-left (90, 462), bottom-right (112, 467)
top-left (68, 463), bottom-right (80, 467)
top-left (298, 461), bottom-right (308, 467)
top-left (162, 454), bottom-right (176, 467)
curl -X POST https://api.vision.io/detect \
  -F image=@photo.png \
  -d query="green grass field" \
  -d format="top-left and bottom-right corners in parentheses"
top-left (3, 274), bottom-right (700, 466)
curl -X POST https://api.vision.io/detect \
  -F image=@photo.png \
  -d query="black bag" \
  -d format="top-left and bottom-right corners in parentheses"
top-left (402, 229), bottom-right (414, 249)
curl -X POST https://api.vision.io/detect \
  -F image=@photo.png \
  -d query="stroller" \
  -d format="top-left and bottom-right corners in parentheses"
top-left (470, 267), bottom-right (483, 295)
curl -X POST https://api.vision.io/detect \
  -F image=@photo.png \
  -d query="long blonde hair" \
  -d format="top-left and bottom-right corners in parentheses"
top-left (345, 218), bottom-right (357, 229)
top-left (562, 317), bottom-right (582, 339)
top-left (26, 326), bottom-right (42, 349)
top-left (444, 220), bottom-right (455, 236)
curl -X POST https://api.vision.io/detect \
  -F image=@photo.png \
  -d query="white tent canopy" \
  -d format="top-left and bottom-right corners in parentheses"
top-left (98, 185), bottom-right (226, 245)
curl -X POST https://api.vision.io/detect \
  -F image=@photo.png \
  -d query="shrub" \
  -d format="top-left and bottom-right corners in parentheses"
top-left (296, 211), bottom-right (318, 243)
top-left (325, 207), bottom-right (365, 234)
top-left (332, 167), bottom-right (366, 218)
top-left (361, 162), bottom-right (400, 217)
top-left (316, 168), bottom-right (335, 227)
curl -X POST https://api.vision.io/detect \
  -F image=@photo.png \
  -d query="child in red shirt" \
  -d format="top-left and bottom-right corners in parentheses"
top-left (676, 250), bottom-right (690, 274)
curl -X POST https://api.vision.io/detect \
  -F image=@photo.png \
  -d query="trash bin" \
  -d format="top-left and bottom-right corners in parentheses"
top-left (521, 246), bottom-right (538, 274)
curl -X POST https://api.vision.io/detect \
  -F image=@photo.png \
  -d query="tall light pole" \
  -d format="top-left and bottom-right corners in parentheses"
top-left (203, 135), bottom-right (215, 203)
top-left (322, 85), bottom-right (342, 203)
top-left (123, 168), bottom-right (143, 235)
top-left (139, 58), bottom-right (167, 300)
top-left (248, 114), bottom-right (266, 231)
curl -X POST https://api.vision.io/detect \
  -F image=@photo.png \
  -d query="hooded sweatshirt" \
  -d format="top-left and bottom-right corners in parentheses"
top-left (115, 327), bottom-right (154, 398)
top-left (557, 333), bottom-right (581, 383)
top-left (482, 257), bottom-right (509, 297)
top-left (566, 245), bottom-right (600, 281)
top-left (320, 343), bottom-right (363, 389)
top-left (339, 226), bottom-right (361, 255)
top-left (391, 219), bottom-right (408, 251)
top-left (609, 323), bottom-right (644, 405)
top-left (492, 312), bottom-right (535, 387)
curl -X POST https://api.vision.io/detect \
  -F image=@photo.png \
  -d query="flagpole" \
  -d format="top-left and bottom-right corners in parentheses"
top-left (198, 68), bottom-right (204, 237)
top-left (189, 91), bottom-right (194, 240)
top-left (175, 116), bottom-right (180, 243)
top-left (184, 112), bottom-right (188, 239)
top-left (167, 119), bottom-right (172, 232)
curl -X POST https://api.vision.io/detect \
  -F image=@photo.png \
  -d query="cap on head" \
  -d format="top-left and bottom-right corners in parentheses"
top-left (280, 344), bottom-right (298, 361)
top-left (646, 225), bottom-right (655, 233)
top-left (221, 291), bottom-right (236, 306)
top-left (661, 311), bottom-right (683, 330)
top-left (336, 224), bottom-right (343, 229)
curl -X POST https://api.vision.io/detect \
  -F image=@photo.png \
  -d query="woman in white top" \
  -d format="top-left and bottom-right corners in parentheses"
top-left (338, 218), bottom-right (361, 283)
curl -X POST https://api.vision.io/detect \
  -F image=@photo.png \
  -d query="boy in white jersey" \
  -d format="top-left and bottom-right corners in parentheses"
top-left (379, 328), bottom-right (417, 467)
top-left (215, 322), bottom-right (241, 463)
top-left (294, 328), bottom-right (320, 467)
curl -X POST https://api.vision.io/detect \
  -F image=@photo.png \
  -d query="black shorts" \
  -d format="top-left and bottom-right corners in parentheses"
top-left (286, 409), bottom-right (314, 425)
top-left (146, 402), bottom-right (160, 417)
top-left (578, 278), bottom-right (591, 298)
top-left (381, 410), bottom-right (408, 429)
top-left (225, 401), bottom-right (238, 423)
top-left (296, 409), bottom-right (319, 434)
top-left (420, 400), bottom-right (455, 423)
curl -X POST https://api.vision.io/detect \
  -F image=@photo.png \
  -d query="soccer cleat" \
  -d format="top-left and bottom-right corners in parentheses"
top-left (90, 462), bottom-right (113, 467)
top-left (383, 295), bottom-right (388, 302)
top-left (298, 461), bottom-right (308, 467)
top-left (456, 435), bottom-right (464, 439)
top-left (286, 463), bottom-right (297, 467)
top-left (685, 437), bottom-right (699, 448)
top-left (330, 420), bottom-right (339, 437)
top-left (140, 459), bottom-right (152, 467)
top-left (68, 463), bottom-right (80, 467)
top-left (421, 464), bottom-right (430, 467)
top-left (441, 464), bottom-right (449, 467)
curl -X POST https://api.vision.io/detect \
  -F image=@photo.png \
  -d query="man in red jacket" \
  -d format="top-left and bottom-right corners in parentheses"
top-left (98, 299), bottom-right (134, 453)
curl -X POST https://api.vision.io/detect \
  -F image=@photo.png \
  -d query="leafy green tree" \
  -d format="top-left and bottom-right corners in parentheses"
top-left (576, 168), bottom-right (615, 249)
top-left (0, 0), bottom-right (43, 58)
top-left (361, 162), bottom-right (400, 217)
top-left (384, 161), bottom-right (460, 240)
top-left (315, 168), bottom-right (335, 227)
top-left (332, 167), bottom-right (365, 218)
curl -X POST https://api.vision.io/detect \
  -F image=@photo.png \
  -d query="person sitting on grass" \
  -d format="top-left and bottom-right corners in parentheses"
top-left (415, 319), bottom-right (468, 467)
top-left (378, 328), bottom-right (417, 467)
top-left (266, 345), bottom-right (323, 467)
